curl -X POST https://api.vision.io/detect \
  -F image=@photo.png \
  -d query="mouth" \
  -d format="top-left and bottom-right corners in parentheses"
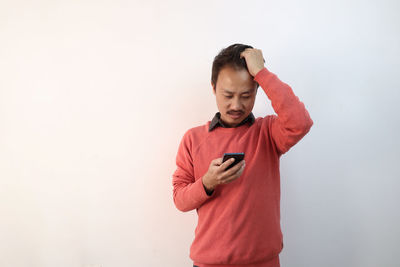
top-left (228, 112), bottom-right (243, 120)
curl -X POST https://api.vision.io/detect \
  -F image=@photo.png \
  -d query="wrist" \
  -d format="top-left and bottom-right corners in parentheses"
top-left (202, 175), bottom-right (215, 191)
top-left (253, 66), bottom-right (265, 76)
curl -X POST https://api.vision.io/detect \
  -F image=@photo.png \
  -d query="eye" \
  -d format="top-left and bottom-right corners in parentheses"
top-left (224, 95), bottom-right (233, 99)
top-left (242, 96), bottom-right (251, 99)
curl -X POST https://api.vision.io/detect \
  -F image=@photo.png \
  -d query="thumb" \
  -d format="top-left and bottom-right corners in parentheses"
top-left (214, 157), bottom-right (223, 166)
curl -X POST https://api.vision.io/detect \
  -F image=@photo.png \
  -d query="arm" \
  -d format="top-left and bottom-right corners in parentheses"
top-left (255, 67), bottom-right (313, 155)
top-left (240, 48), bottom-right (313, 155)
top-left (172, 130), bottom-right (213, 212)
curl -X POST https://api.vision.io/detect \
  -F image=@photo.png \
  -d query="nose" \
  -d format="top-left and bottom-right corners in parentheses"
top-left (231, 97), bottom-right (241, 110)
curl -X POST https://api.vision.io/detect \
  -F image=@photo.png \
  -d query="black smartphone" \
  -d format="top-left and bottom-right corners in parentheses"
top-left (222, 153), bottom-right (245, 170)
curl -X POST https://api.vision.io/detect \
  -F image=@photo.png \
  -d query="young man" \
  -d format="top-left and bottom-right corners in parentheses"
top-left (172, 44), bottom-right (313, 267)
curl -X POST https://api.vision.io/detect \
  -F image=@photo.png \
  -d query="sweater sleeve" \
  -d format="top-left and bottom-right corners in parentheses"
top-left (254, 67), bottom-right (314, 155)
top-left (172, 130), bottom-right (213, 212)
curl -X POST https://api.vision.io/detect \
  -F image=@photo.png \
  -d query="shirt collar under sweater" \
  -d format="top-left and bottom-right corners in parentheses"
top-left (208, 112), bottom-right (255, 132)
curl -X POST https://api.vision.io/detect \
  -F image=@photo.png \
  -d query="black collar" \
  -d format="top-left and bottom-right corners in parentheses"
top-left (208, 112), bottom-right (255, 132)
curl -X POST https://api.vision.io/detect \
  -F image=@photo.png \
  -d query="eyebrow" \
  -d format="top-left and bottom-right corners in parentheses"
top-left (223, 89), bottom-right (255, 94)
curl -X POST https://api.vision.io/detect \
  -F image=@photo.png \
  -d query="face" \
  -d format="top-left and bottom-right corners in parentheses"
top-left (212, 66), bottom-right (258, 127)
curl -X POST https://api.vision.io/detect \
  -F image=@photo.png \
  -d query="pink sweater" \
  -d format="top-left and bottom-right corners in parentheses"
top-left (172, 67), bottom-right (313, 266)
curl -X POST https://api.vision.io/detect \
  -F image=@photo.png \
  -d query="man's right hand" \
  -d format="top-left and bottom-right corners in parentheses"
top-left (202, 157), bottom-right (246, 193)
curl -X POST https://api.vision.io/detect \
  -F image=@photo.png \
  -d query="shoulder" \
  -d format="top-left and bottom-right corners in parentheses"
top-left (179, 121), bottom-right (210, 143)
top-left (253, 115), bottom-right (280, 134)
top-left (177, 121), bottom-right (210, 156)
top-left (254, 115), bottom-right (275, 126)
top-left (185, 122), bottom-right (210, 140)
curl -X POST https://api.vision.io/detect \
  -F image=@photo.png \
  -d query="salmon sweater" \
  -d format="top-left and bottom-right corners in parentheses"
top-left (172, 67), bottom-right (313, 266)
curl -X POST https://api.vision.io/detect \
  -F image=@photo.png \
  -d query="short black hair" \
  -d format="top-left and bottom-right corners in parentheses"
top-left (211, 43), bottom-right (259, 89)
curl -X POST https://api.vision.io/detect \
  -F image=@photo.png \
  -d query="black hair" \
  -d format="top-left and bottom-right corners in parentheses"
top-left (211, 43), bottom-right (259, 88)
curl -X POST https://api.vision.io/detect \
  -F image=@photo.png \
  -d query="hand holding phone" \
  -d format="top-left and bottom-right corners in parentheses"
top-left (222, 152), bottom-right (245, 170)
top-left (202, 153), bottom-right (246, 193)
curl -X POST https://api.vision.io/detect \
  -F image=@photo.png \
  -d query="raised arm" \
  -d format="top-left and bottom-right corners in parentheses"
top-left (255, 68), bottom-right (313, 155)
top-left (241, 48), bottom-right (313, 155)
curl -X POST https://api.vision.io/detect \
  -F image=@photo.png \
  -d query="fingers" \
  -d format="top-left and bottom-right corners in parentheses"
top-left (240, 48), bottom-right (262, 58)
top-left (219, 160), bottom-right (245, 183)
top-left (211, 157), bottom-right (224, 166)
top-left (220, 158), bottom-right (235, 169)
top-left (225, 159), bottom-right (245, 175)
top-left (240, 48), bottom-right (251, 58)
top-left (222, 163), bottom-right (245, 184)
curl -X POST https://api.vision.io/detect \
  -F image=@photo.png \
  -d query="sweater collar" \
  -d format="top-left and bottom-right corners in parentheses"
top-left (208, 112), bottom-right (255, 132)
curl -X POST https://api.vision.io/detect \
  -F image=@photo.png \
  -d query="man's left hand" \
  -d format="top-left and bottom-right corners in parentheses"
top-left (240, 48), bottom-right (265, 77)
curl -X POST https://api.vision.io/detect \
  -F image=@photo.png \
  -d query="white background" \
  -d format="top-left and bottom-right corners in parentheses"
top-left (1, 0), bottom-right (399, 266)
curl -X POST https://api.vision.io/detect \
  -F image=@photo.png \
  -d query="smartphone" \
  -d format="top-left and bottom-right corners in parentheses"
top-left (222, 153), bottom-right (245, 170)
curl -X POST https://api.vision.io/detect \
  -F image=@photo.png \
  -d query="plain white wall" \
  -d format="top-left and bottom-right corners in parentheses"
top-left (1, 0), bottom-right (399, 266)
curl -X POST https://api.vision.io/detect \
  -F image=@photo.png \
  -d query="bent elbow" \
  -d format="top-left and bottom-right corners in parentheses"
top-left (173, 194), bottom-right (192, 212)
top-left (174, 201), bottom-right (192, 212)
top-left (304, 117), bottom-right (313, 132)
top-left (296, 112), bottom-right (313, 134)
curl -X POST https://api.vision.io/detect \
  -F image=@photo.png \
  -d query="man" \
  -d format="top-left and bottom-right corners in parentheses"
top-left (172, 44), bottom-right (313, 267)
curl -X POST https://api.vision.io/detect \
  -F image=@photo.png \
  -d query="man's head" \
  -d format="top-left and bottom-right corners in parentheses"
top-left (211, 44), bottom-right (259, 127)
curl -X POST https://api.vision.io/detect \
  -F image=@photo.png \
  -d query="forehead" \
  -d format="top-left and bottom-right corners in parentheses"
top-left (216, 66), bottom-right (257, 93)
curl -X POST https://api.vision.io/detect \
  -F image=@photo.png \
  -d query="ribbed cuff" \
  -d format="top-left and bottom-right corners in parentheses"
top-left (194, 176), bottom-right (214, 202)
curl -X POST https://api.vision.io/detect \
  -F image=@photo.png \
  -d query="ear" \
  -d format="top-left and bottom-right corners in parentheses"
top-left (211, 82), bottom-right (216, 95)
